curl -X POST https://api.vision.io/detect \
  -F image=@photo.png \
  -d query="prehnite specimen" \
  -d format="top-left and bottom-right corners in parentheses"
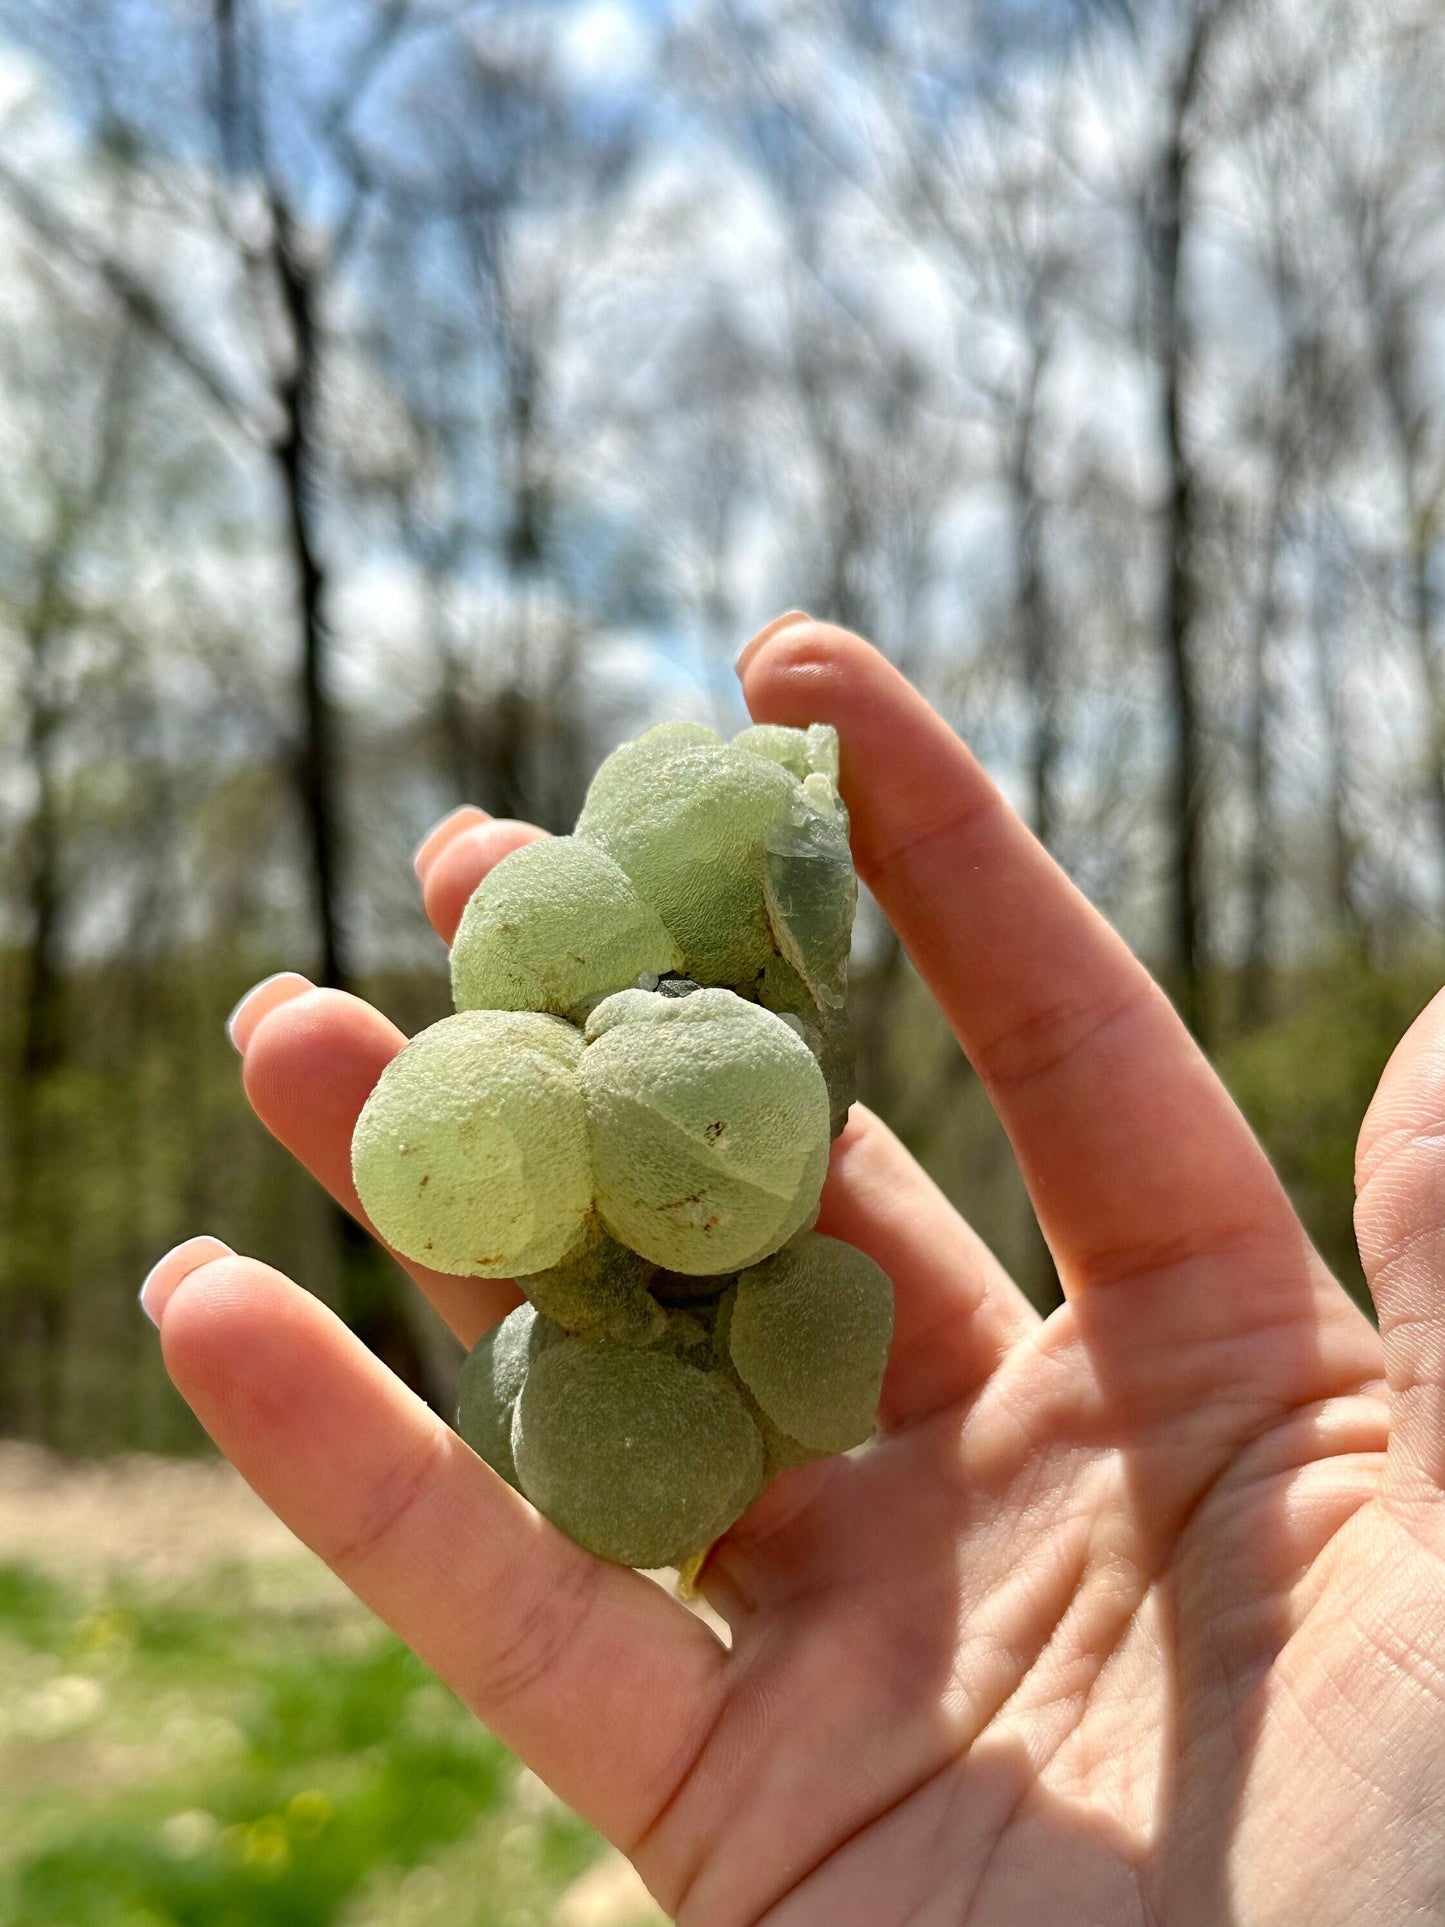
top-left (352, 720), bottom-right (893, 1570)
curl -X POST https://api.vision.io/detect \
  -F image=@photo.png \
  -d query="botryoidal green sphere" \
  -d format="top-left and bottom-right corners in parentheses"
top-left (352, 1010), bottom-right (592, 1277)
top-left (456, 1300), bottom-right (563, 1489)
top-left (731, 721), bottom-right (840, 785)
top-left (578, 987), bottom-right (831, 1273)
top-left (451, 835), bottom-right (682, 1020)
top-left (514, 1214), bottom-right (664, 1343)
top-left (721, 1234), bottom-right (894, 1455)
top-left (575, 730), bottom-right (803, 988)
top-left (511, 1337), bottom-right (765, 1568)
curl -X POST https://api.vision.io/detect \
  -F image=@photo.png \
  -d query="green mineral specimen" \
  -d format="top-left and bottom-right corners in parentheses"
top-left (761, 779), bottom-right (856, 1014)
top-left (354, 708), bottom-right (891, 1572)
top-left (576, 732), bottom-right (799, 988)
top-left (732, 721), bottom-right (840, 785)
top-left (515, 1214), bottom-right (664, 1342)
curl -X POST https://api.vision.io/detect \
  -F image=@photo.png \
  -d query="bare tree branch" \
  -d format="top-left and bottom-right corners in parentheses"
top-left (0, 157), bottom-right (270, 446)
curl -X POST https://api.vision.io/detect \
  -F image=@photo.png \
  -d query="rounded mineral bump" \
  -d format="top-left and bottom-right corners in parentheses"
top-left (578, 722), bottom-right (722, 824)
top-left (577, 988), bottom-right (830, 1273)
top-left (351, 1009), bottom-right (592, 1277)
top-left (451, 835), bottom-right (682, 1019)
top-left (731, 721), bottom-right (840, 785)
top-left (511, 1338), bottom-right (765, 1568)
top-left (731, 722), bottom-right (815, 781)
top-left (456, 1301), bottom-right (564, 1488)
top-left (576, 738), bottom-right (799, 986)
top-left (516, 1214), bottom-right (663, 1341)
top-left (723, 1233), bottom-right (894, 1455)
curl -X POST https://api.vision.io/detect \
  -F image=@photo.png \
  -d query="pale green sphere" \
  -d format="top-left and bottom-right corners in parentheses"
top-left (515, 1214), bottom-right (664, 1342)
top-left (721, 1233), bottom-right (894, 1455)
top-left (512, 1338), bottom-right (765, 1568)
top-left (451, 835), bottom-right (683, 1020)
top-left (456, 1301), bottom-right (563, 1488)
top-left (352, 1010), bottom-right (592, 1278)
top-left (577, 722), bottom-right (721, 825)
top-left (576, 738), bottom-right (798, 988)
top-left (577, 988), bottom-right (830, 1274)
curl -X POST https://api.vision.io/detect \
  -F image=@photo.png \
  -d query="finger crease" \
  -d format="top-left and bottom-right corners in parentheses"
top-left (862, 789), bottom-right (1010, 881)
top-left (466, 1548), bottom-right (604, 1714)
top-left (320, 1426), bottom-right (452, 1572)
top-left (976, 986), bottom-right (1152, 1099)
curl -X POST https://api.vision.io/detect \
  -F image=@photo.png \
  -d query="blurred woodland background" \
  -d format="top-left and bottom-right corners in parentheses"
top-left (2, 0), bottom-right (1445, 1453)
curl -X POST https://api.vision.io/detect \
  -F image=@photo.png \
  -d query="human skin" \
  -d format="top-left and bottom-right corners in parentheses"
top-left (145, 618), bottom-right (1445, 1924)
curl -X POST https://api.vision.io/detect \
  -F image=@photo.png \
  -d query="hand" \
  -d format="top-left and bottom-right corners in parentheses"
top-left (146, 621), bottom-right (1445, 1925)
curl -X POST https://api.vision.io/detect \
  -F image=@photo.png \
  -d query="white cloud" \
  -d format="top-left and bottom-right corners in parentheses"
top-left (0, 41), bottom-right (43, 123)
top-left (557, 0), bottom-right (652, 89)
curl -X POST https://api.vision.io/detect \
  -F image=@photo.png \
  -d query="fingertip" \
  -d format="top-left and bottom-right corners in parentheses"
top-left (737, 618), bottom-right (889, 726)
top-left (422, 819), bottom-right (549, 944)
top-left (240, 987), bottom-right (405, 1121)
top-left (140, 1235), bottom-right (234, 1329)
top-left (159, 1251), bottom-right (271, 1356)
top-left (413, 805), bottom-right (491, 882)
top-left (228, 972), bottom-right (315, 1054)
top-left (1356, 984), bottom-right (1445, 1198)
top-left (158, 1253), bottom-right (364, 1451)
top-left (733, 609), bottom-right (812, 677)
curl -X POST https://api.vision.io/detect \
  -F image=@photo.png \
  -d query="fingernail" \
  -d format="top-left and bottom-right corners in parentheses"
top-left (227, 972), bottom-right (314, 1055)
top-left (413, 806), bottom-right (490, 881)
top-left (735, 610), bottom-right (812, 679)
top-left (139, 1235), bottom-right (234, 1329)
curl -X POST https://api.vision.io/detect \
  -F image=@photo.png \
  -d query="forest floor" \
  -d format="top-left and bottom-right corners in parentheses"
top-left (0, 1442), bottom-right (666, 1926)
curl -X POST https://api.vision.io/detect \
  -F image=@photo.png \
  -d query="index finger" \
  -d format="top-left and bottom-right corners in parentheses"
top-left (740, 622), bottom-right (1367, 1400)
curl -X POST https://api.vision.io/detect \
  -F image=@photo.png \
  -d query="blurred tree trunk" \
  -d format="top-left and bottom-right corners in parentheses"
top-left (271, 206), bottom-right (350, 994)
top-left (209, 0), bottom-right (445, 1399)
top-left (18, 573), bottom-right (65, 1083)
top-left (1308, 526), bottom-right (1362, 941)
top-left (428, 567), bottom-right (476, 806)
top-left (16, 326), bottom-right (135, 1075)
top-left (11, 560), bottom-right (70, 1443)
top-left (1240, 466), bottom-right (1287, 1027)
top-left (791, 337), bottom-right (874, 638)
top-left (1376, 350), bottom-right (1445, 891)
top-left (215, 0), bottom-right (351, 995)
top-left (1347, 140), bottom-right (1445, 921)
top-left (1151, 5), bottom-right (1223, 1044)
top-left (1405, 514), bottom-right (1445, 881)
top-left (1011, 328), bottom-right (1059, 852)
top-left (7, 325), bottom-right (138, 1440)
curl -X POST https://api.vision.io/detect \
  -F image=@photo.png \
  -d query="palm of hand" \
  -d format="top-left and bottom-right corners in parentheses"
top-left (669, 1250), bottom-right (1410, 1926)
top-left (154, 624), bottom-right (1445, 1926)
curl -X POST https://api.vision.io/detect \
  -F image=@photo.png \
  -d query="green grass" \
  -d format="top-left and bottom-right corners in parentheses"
top-left (0, 1558), bottom-right (610, 1927)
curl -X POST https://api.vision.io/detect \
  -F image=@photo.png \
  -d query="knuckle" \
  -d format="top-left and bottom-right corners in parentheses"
top-left (976, 986), bottom-right (1148, 1096)
top-left (319, 1428), bottom-right (451, 1573)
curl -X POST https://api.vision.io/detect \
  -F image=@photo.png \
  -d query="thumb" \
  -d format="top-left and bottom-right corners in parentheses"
top-left (1356, 985), bottom-right (1445, 1520)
